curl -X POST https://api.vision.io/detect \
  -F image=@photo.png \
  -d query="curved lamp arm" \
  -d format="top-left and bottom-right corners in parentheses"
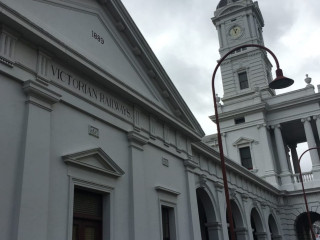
top-left (211, 44), bottom-right (293, 240)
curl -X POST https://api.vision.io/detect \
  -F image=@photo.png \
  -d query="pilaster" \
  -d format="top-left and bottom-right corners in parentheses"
top-left (16, 80), bottom-right (60, 240)
top-left (184, 160), bottom-right (202, 240)
top-left (127, 131), bottom-right (149, 240)
top-left (221, 132), bottom-right (228, 156)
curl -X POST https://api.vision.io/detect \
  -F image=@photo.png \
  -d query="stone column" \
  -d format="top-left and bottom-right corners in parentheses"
top-left (206, 221), bottom-right (222, 240)
top-left (302, 117), bottom-right (320, 179)
top-left (261, 203), bottom-right (272, 240)
top-left (302, 118), bottom-right (320, 167)
top-left (127, 131), bottom-right (149, 240)
top-left (313, 115), bottom-right (320, 141)
top-left (16, 80), bottom-right (60, 240)
top-left (215, 182), bottom-right (229, 240)
top-left (184, 159), bottom-right (202, 240)
top-left (288, 144), bottom-right (299, 174)
top-left (258, 124), bottom-right (277, 184)
top-left (255, 232), bottom-right (268, 240)
top-left (241, 194), bottom-right (252, 240)
top-left (236, 227), bottom-right (248, 240)
top-left (272, 125), bottom-right (292, 185)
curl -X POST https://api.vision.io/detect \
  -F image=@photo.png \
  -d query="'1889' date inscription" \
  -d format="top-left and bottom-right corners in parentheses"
top-left (51, 65), bottom-right (132, 120)
top-left (91, 30), bottom-right (104, 44)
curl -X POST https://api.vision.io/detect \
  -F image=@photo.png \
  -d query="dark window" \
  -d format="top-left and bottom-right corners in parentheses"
top-left (239, 147), bottom-right (253, 170)
top-left (73, 189), bottom-right (103, 240)
top-left (161, 206), bottom-right (175, 240)
top-left (235, 117), bottom-right (245, 124)
top-left (238, 72), bottom-right (249, 90)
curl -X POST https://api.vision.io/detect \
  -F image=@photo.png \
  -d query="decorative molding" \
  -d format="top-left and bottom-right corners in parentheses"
top-left (36, 50), bottom-right (51, 81)
top-left (199, 174), bottom-right (207, 188)
top-left (147, 70), bottom-right (156, 78)
top-left (232, 137), bottom-right (258, 146)
top-left (133, 106), bottom-right (141, 131)
top-left (132, 46), bottom-right (141, 56)
top-left (214, 182), bottom-right (224, 192)
top-left (162, 157), bottom-right (169, 167)
top-left (63, 148), bottom-right (125, 178)
top-left (115, 21), bottom-right (126, 31)
top-left (164, 124), bottom-right (170, 147)
top-left (127, 131), bottom-right (149, 150)
top-left (162, 90), bottom-right (170, 98)
top-left (229, 188), bottom-right (236, 199)
top-left (184, 159), bottom-right (198, 170)
top-left (0, 25), bottom-right (18, 67)
top-left (155, 186), bottom-right (180, 196)
top-left (88, 125), bottom-right (99, 138)
top-left (23, 80), bottom-right (61, 111)
top-left (149, 116), bottom-right (157, 139)
top-left (241, 193), bottom-right (249, 201)
top-left (301, 117), bottom-right (311, 123)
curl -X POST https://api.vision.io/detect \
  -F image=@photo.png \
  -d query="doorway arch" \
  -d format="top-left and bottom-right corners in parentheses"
top-left (268, 214), bottom-right (281, 240)
top-left (295, 211), bottom-right (320, 240)
top-left (196, 188), bottom-right (220, 240)
top-left (226, 200), bottom-right (246, 240)
top-left (250, 208), bottom-right (266, 240)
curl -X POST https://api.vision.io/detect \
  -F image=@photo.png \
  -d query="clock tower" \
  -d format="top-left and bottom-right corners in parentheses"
top-left (212, 0), bottom-right (274, 104)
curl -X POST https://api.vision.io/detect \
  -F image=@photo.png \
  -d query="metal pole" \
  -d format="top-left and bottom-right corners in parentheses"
top-left (212, 44), bottom-right (286, 240)
top-left (297, 147), bottom-right (319, 240)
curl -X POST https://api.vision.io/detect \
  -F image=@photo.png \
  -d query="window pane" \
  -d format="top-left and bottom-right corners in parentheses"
top-left (162, 206), bottom-right (170, 240)
top-left (238, 72), bottom-right (249, 89)
top-left (73, 189), bottom-right (103, 240)
top-left (84, 227), bottom-right (96, 240)
top-left (240, 147), bottom-right (253, 169)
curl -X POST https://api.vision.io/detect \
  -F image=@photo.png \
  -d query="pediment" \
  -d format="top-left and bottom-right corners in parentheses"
top-left (232, 137), bottom-right (257, 146)
top-left (63, 148), bottom-right (124, 177)
top-left (3, 0), bottom-right (204, 137)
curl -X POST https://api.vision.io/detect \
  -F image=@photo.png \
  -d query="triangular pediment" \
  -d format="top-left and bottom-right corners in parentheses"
top-left (232, 137), bottom-right (257, 146)
top-left (63, 148), bottom-right (124, 177)
top-left (6, 0), bottom-right (204, 137)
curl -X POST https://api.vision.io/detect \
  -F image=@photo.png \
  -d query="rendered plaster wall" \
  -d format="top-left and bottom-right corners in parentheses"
top-left (280, 192), bottom-right (320, 240)
top-left (0, 75), bottom-right (26, 240)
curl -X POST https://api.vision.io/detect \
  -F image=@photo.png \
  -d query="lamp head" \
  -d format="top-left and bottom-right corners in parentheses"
top-left (269, 68), bottom-right (294, 89)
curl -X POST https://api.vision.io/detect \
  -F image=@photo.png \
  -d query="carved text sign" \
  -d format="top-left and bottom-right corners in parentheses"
top-left (50, 64), bottom-right (133, 121)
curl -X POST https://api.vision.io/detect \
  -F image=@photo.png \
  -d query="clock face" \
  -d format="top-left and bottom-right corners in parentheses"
top-left (229, 26), bottom-right (242, 38)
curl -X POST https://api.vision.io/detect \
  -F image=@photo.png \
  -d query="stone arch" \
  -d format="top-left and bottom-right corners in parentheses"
top-left (250, 207), bottom-right (266, 240)
top-left (268, 214), bottom-right (281, 240)
top-left (196, 187), bottom-right (221, 240)
top-left (226, 199), bottom-right (246, 240)
top-left (295, 211), bottom-right (320, 240)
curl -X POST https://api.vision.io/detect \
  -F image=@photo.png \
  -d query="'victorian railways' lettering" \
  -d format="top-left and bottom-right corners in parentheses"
top-left (51, 65), bottom-right (132, 120)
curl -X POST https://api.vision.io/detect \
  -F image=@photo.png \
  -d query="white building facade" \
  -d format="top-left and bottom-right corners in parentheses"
top-left (0, 0), bottom-right (319, 240)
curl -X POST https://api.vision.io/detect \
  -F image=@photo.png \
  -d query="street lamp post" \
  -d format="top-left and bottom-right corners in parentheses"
top-left (297, 147), bottom-right (319, 240)
top-left (211, 44), bottom-right (293, 240)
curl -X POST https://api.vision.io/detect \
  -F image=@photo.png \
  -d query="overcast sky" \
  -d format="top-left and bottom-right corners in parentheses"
top-left (121, 0), bottom-right (320, 170)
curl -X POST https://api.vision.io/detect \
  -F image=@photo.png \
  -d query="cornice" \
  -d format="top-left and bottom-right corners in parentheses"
top-left (191, 141), bottom-right (281, 195)
top-left (266, 92), bottom-right (320, 113)
top-left (210, 102), bottom-right (267, 122)
top-left (212, 2), bottom-right (263, 26)
top-left (0, 1), bottom-right (204, 140)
